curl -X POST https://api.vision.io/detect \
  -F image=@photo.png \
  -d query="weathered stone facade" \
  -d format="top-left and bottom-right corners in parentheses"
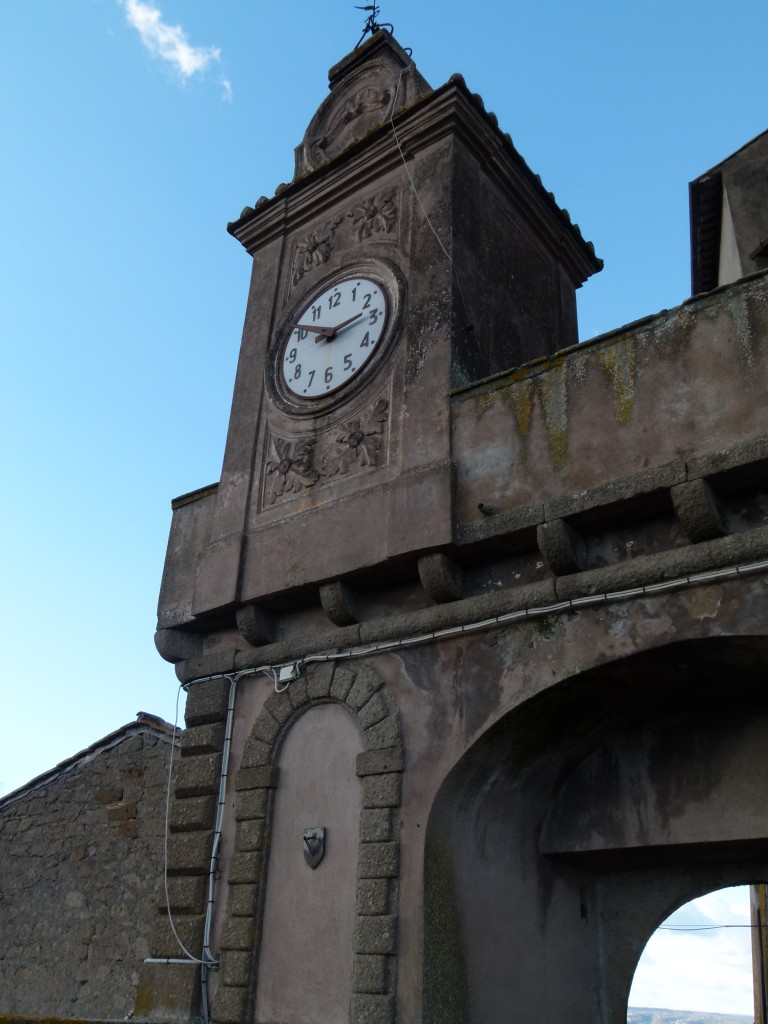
top-left (145, 32), bottom-right (768, 1024)
top-left (0, 714), bottom-right (176, 1020)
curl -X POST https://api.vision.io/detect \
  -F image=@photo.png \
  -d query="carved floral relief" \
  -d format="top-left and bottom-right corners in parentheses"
top-left (292, 216), bottom-right (341, 285)
top-left (263, 398), bottom-right (390, 508)
top-left (348, 187), bottom-right (398, 242)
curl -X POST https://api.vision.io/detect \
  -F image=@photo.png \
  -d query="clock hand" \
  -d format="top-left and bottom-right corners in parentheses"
top-left (287, 322), bottom-right (334, 337)
top-left (314, 311), bottom-right (363, 342)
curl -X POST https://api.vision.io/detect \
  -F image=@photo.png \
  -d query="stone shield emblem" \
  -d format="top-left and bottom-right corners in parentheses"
top-left (303, 827), bottom-right (326, 869)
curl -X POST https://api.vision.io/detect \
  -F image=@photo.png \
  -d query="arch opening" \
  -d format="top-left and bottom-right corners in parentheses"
top-left (422, 636), bottom-right (768, 1024)
top-left (628, 884), bottom-right (764, 1022)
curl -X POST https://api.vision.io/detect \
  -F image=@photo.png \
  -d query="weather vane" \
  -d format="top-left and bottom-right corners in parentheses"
top-left (354, 4), bottom-right (394, 47)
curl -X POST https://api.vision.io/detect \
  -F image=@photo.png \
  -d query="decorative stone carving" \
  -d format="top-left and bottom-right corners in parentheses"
top-left (292, 216), bottom-right (341, 285)
top-left (265, 436), bottom-right (320, 504)
top-left (263, 397), bottom-right (390, 508)
top-left (323, 399), bottom-right (389, 477)
top-left (293, 34), bottom-right (431, 178)
top-left (348, 187), bottom-right (398, 242)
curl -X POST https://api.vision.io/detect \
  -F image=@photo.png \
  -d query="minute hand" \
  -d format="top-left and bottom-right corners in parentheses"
top-left (315, 311), bottom-right (363, 342)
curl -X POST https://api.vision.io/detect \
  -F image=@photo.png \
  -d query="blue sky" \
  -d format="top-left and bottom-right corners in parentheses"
top-left (2, 0), bottom-right (766, 1008)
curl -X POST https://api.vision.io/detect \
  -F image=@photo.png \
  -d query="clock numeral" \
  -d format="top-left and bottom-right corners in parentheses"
top-left (295, 328), bottom-right (308, 341)
top-left (293, 364), bottom-right (302, 380)
top-left (360, 331), bottom-right (371, 348)
top-left (327, 290), bottom-right (341, 310)
top-left (351, 286), bottom-right (357, 302)
top-left (287, 347), bottom-right (298, 364)
top-left (344, 354), bottom-right (353, 371)
top-left (362, 293), bottom-right (372, 309)
top-left (307, 370), bottom-right (316, 387)
top-left (311, 304), bottom-right (322, 322)
top-left (324, 367), bottom-right (334, 384)
top-left (368, 308), bottom-right (380, 325)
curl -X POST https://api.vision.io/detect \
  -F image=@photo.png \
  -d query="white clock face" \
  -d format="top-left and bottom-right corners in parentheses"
top-left (281, 277), bottom-right (388, 398)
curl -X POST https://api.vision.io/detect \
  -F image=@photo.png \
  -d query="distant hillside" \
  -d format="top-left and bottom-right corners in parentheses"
top-left (628, 1009), bottom-right (752, 1024)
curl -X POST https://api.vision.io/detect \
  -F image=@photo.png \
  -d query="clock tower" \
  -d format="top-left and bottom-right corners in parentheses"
top-left (149, 29), bottom-right (601, 1024)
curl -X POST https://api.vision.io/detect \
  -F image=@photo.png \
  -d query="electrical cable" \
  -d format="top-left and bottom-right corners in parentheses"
top-left (389, 63), bottom-right (474, 331)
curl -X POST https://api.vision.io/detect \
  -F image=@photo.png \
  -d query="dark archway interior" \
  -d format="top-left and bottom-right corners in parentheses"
top-left (423, 636), bottom-right (768, 1024)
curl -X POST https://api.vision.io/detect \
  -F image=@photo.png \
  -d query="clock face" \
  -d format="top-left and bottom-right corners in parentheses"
top-left (281, 277), bottom-right (388, 399)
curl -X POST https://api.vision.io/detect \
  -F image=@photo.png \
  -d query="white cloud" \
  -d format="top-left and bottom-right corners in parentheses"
top-left (120, 0), bottom-right (231, 98)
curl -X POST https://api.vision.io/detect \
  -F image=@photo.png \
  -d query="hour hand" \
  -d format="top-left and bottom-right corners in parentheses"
top-left (288, 321), bottom-right (334, 337)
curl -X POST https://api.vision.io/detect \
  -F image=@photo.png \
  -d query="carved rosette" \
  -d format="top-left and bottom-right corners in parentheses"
top-left (265, 437), bottom-right (321, 505)
top-left (348, 187), bottom-right (398, 242)
top-left (262, 398), bottom-right (390, 508)
top-left (292, 216), bottom-right (342, 285)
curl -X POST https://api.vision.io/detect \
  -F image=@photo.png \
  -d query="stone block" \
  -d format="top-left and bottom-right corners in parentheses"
top-left (228, 883), bottom-right (260, 917)
top-left (220, 915), bottom-right (258, 951)
top-left (330, 666), bottom-right (357, 701)
top-left (358, 842), bottom-right (399, 878)
top-left (537, 517), bottom-right (584, 576)
top-left (164, 875), bottom-right (206, 915)
top-left (349, 994), bottom-right (396, 1023)
top-left (234, 765), bottom-right (279, 791)
top-left (362, 714), bottom-right (402, 751)
top-left (236, 602), bottom-right (276, 647)
top-left (181, 722), bottom-right (226, 756)
top-left (263, 689), bottom-right (294, 725)
top-left (235, 788), bottom-right (269, 821)
top-left (306, 661), bottom-right (335, 699)
top-left (167, 831), bottom-right (213, 876)
top-left (211, 983), bottom-right (250, 1023)
top-left (134, 961), bottom-right (200, 1020)
top-left (354, 915), bottom-right (397, 955)
top-left (418, 552), bottom-right (463, 602)
top-left (239, 737), bottom-right (272, 769)
top-left (320, 579), bottom-right (361, 625)
top-left (358, 693), bottom-right (389, 730)
top-left (352, 953), bottom-right (390, 994)
top-left (169, 794), bottom-right (216, 833)
top-left (235, 818), bottom-right (265, 852)
top-left (227, 852), bottom-right (263, 884)
top-left (249, 711), bottom-right (280, 745)
top-left (288, 675), bottom-right (310, 710)
top-left (221, 949), bottom-right (253, 989)
top-left (360, 807), bottom-right (394, 843)
top-left (671, 477), bottom-right (728, 542)
top-left (356, 748), bottom-right (403, 777)
top-left (357, 877), bottom-right (391, 915)
top-left (175, 753), bottom-right (222, 797)
top-left (347, 665), bottom-right (384, 711)
top-left (150, 913), bottom-right (205, 959)
top-left (185, 679), bottom-right (231, 727)
top-left (362, 774), bottom-right (402, 809)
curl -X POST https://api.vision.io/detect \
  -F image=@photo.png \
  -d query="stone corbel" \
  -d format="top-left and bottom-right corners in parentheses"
top-left (236, 603), bottom-right (277, 647)
top-left (154, 627), bottom-right (204, 664)
top-left (671, 478), bottom-right (728, 543)
top-left (536, 519), bottom-right (585, 576)
top-left (320, 580), bottom-right (362, 626)
top-left (417, 553), bottom-right (463, 603)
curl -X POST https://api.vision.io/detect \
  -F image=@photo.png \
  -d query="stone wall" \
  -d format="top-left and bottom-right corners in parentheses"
top-left (0, 716), bottom-right (176, 1019)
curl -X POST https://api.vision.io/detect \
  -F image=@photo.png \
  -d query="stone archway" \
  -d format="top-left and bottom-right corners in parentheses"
top-left (422, 636), bottom-right (768, 1024)
top-left (212, 660), bottom-right (403, 1024)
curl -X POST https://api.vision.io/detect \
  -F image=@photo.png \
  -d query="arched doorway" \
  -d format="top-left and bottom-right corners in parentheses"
top-left (423, 637), bottom-right (768, 1024)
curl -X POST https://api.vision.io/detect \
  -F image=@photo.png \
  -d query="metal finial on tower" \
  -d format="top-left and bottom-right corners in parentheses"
top-left (354, 4), bottom-right (394, 47)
